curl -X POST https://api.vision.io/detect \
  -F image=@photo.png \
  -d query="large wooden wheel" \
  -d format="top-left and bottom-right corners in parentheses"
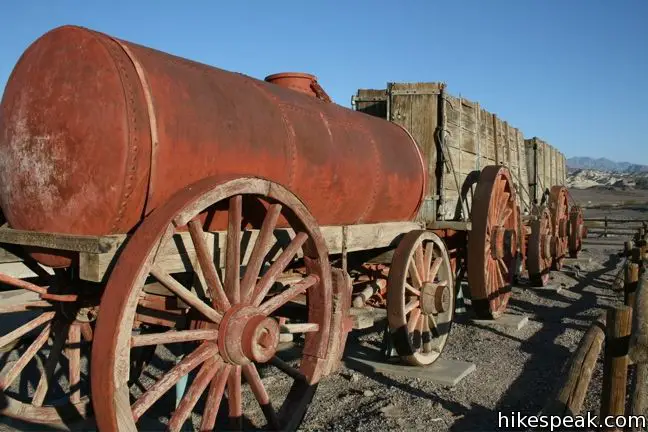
top-left (0, 269), bottom-right (94, 424)
top-left (568, 205), bottom-right (585, 258)
top-left (467, 165), bottom-right (520, 319)
top-left (387, 231), bottom-right (454, 366)
top-left (549, 186), bottom-right (569, 270)
top-left (92, 177), bottom-right (333, 431)
top-left (526, 206), bottom-right (553, 286)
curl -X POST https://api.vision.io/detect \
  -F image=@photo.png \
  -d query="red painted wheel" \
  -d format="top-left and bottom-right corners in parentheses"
top-left (467, 166), bottom-right (520, 319)
top-left (526, 206), bottom-right (553, 287)
top-left (0, 269), bottom-right (94, 424)
top-left (387, 231), bottom-right (454, 366)
top-left (568, 206), bottom-right (585, 258)
top-left (92, 177), bottom-right (333, 431)
top-left (549, 186), bottom-right (569, 270)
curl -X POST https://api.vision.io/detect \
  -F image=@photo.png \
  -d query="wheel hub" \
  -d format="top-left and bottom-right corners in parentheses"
top-left (218, 305), bottom-right (279, 365)
top-left (420, 282), bottom-right (451, 314)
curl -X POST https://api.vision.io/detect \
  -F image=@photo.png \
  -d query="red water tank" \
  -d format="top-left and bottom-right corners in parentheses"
top-left (0, 26), bottom-right (426, 267)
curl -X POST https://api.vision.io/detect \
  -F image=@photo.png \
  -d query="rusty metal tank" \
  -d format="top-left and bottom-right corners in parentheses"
top-left (0, 25), bottom-right (426, 267)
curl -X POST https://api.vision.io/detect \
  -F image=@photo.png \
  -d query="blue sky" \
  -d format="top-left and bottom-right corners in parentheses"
top-left (1, 1), bottom-right (646, 164)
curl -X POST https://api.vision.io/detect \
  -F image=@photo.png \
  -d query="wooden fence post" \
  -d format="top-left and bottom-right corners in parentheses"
top-left (604, 216), bottom-right (608, 238)
top-left (630, 275), bottom-right (648, 430)
top-left (543, 312), bottom-right (606, 416)
top-left (601, 305), bottom-right (633, 431)
top-left (625, 263), bottom-right (640, 307)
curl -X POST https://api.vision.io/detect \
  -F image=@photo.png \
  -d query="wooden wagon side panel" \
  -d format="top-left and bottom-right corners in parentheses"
top-left (511, 127), bottom-right (531, 211)
top-left (441, 94), bottom-right (491, 220)
top-left (525, 139), bottom-right (536, 203)
top-left (494, 116), bottom-right (511, 168)
top-left (480, 108), bottom-right (497, 169)
top-left (541, 139), bottom-right (551, 194)
top-left (387, 83), bottom-right (441, 222)
top-left (353, 89), bottom-right (388, 119)
top-left (549, 146), bottom-right (558, 186)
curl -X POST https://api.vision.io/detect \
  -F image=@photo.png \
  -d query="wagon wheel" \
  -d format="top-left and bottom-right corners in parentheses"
top-left (467, 165), bottom-right (520, 319)
top-left (526, 206), bottom-right (553, 287)
top-left (549, 186), bottom-right (569, 270)
top-left (92, 177), bottom-right (332, 432)
top-left (568, 206), bottom-right (585, 258)
top-left (387, 231), bottom-right (454, 366)
top-left (0, 268), bottom-right (96, 424)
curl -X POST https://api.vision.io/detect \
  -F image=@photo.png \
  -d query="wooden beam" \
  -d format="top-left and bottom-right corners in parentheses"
top-left (78, 222), bottom-right (423, 282)
top-left (0, 228), bottom-right (125, 254)
top-left (426, 220), bottom-right (472, 231)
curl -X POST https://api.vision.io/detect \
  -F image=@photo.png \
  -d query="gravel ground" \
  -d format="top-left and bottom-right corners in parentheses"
top-left (0, 189), bottom-right (638, 431)
top-left (296, 242), bottom-right (625, 431)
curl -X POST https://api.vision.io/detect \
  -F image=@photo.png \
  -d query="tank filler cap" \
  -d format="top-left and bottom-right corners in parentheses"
top-left (264, 72), bottom-right (332, 103)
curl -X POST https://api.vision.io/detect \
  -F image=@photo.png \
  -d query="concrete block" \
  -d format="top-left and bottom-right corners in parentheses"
top-left (472, 313), bottom-right (529, 331)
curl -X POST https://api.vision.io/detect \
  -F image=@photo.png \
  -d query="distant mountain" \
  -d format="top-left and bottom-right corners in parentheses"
top-left (567, 157), bottom-right (648, 173)
top-left (567, 168), bottom-right (648, 190)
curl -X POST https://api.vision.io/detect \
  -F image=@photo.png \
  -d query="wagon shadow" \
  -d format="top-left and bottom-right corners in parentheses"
top-left (340, 327), bottom-right (469, 419)
top-left (450, 251), bottom-right (622, 430)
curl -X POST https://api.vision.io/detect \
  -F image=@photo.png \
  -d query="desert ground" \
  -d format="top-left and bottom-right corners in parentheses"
top-left (0, 187), bottom-right (646, 431)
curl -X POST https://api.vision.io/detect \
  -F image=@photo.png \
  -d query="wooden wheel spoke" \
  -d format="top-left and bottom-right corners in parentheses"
top-left (66, 324), bottom-right (81, 403)
top-left (131, 329), bottom-right (218, 347)
top-left (168, 358), bottom-right (220, 432)
top-left (428, 257), bottom-right (443, 283)
top-left (405, 282), bottom-right (421, 297)
top-left (404, 299), bottom-right (420, 314)
top-left (200, 364), bottom-right (232, 431)
top-left (498, 206), bottom-right (513, 226)
top-left (150, 265), bottom-right (222, 324)
top-left (188, 217), bottom-right (231, 312)
top-left (497, 191), bottom-right (510, 221)
top-left (414, 313), bottom-right (424, 351)
top-left (80, 322), bottom-right (93, 342)
top-left (241, 204), bottom-right (282, 303)
top-left (131, 342), bottom-right (217, 421)
top-left (227, 366), bottom-right (243, 429)
top-left (414, 245), bottom-right (426, 281)
top-left (491, 178), bottom-right (505, 222)
top-left (226, 195), bottom-right (243, 304)
top-left (252, 232), bottom-right (308, 307)
top-left (0, 323), bottom-right (51, 391)
top-left (428, 313), bottom-right (439, 338)
top-left (408, 260), bottom-right (423, 289)
top-left (422, 316), bottom-right (433, 353)
top-left (259, 274), bottom-right (319, 315)
top-left (0, 272), bottom-right (47, 295)
top-left (0, 300), bottom-right (52, 314)
top-left (423, 243), bottom-right (434, 282)
top-left (497, 258), bottom-right (509, 278)
top-left (407, 308), bottom-right (421, 334)
top-left (0, 311), bottom-right (55, 351)
top-left (243, 364), bottom-right (280, 429)
top-left (269, 356), bottom-right (307, 382)
top-left (33, 321), bottom-right (69, 407)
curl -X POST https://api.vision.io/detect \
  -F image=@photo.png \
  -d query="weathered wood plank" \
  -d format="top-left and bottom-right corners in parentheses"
top-left (79, 221), bottom-right (424, 282)
top-left (0, 228), bottom-right (125, 254)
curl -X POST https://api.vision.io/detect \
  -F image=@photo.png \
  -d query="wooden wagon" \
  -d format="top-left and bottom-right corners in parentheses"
top-left (0, 27), bottom-right (585, 432)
